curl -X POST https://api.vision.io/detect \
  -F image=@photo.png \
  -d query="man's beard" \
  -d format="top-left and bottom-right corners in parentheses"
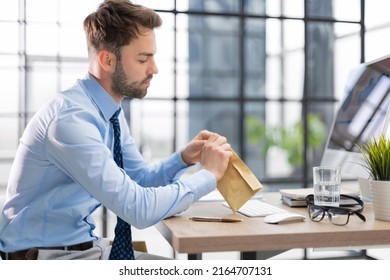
top-left (111, 61), bottom-right (151, 99)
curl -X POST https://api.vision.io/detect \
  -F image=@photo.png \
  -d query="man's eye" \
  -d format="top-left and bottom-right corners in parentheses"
top-left (139, 60), bottom-right (147, 64)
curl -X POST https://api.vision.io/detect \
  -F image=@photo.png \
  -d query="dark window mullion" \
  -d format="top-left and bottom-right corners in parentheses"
top-left (173, 3), bottom-right (178, 153)
top-left (239, 0), bottom-right (245, 159)
top-left (360, 0), bottom-right (365, 63)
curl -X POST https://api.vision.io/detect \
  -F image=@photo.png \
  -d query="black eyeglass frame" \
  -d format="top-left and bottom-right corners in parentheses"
top-left (305, 194), bottom-right (366, 225)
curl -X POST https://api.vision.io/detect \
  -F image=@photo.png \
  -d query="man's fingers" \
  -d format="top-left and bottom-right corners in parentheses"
top-left (221, 143), bottom-right (232, 152)
top-left (205, 133), bottom-right (227, 144)
top-left (197, 130), bottom-right (213, 140)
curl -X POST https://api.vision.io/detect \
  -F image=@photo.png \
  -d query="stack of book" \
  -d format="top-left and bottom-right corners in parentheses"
top-left (279, 187), bottom-right (362, 207)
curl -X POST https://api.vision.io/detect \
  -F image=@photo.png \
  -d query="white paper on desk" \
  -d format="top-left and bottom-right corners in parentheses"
top-left (199, 190), bottom-right (262, 203)
top-left (198, 190), bottom-right (226, 202)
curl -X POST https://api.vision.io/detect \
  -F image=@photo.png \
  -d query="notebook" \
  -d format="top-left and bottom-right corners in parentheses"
top-left (279, 187), bottom-right (361, 207)
top-left (279, 187), bottom-right (361, 200)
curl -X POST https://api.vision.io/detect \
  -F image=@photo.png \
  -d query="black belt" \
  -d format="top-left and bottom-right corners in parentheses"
top-left (0, 241), bottom-right (94, 260)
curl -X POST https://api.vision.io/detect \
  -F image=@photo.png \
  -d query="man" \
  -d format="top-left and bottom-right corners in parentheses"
top-left (0, 0), bottom-right (232, 260)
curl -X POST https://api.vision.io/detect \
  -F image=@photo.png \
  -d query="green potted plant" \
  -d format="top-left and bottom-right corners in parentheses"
top-left (246, 113), bottom-right (327, 169)
top-left (357, 134), bottom-right (390, 221)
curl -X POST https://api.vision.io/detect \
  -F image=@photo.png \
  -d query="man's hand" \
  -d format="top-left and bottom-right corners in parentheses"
top-left (181, 130), bottom-right (232, 180)
top-left (181, 130), bottom-right (214, 165)
top-left (200, 133), bottom-right (232, 181)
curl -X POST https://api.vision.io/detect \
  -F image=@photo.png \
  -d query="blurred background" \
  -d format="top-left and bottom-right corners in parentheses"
top-left (1, 0), bottom-right (390, 259)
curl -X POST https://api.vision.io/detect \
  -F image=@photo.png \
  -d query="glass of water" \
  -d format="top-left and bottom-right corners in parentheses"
top-left (313, 166), bottom-right (341, 207)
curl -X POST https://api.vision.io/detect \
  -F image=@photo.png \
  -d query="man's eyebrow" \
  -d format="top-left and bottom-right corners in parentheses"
top-left (138, 52), bottom-right (154, 57)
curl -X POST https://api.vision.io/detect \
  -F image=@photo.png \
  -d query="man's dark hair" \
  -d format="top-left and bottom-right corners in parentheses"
top-left (83, 0), bottom-right (162, 59)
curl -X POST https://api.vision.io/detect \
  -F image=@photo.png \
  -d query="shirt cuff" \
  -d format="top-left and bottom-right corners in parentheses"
top-left (177, 150), bottom-right (194, 167)
top-left (181, 169), bottom-right (217, 202)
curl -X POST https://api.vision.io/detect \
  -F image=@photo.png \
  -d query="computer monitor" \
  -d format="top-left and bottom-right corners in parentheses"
top-left (320, 54), bottom-right (390, 181)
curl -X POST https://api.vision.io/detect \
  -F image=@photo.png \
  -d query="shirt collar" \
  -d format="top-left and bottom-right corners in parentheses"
top-left (80, 72), bottom-right (121, 122)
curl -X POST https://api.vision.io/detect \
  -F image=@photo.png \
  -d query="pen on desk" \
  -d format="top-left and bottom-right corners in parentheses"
top-left (189, 216), bottom-right (243, 223)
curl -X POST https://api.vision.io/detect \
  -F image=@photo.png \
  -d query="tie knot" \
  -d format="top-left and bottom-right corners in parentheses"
top-left (110, 108), bottom-right (121, 124)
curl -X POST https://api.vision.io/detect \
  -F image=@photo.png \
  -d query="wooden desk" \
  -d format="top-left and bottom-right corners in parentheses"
top-left (156, 193), bottom-right (390, 259)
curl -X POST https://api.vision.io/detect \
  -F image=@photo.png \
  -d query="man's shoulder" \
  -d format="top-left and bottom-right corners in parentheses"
top-left (60, 79), bottom-right (91, 103)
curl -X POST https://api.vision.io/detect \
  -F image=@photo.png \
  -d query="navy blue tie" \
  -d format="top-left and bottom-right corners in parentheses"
top-left (108, 108), bottom-right (134, 260)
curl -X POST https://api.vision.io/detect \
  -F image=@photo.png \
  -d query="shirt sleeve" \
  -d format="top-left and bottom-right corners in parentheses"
top-left (119, 114), bottom-right (190, 187)
top-left (45, 107), bottom-right (216, 229)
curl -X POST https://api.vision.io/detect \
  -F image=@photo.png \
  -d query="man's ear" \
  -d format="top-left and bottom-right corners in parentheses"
top-left (98, 50), bottom-right (117, 72)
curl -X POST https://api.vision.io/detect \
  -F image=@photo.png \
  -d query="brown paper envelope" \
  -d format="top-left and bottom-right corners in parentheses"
top-left (217, 150), bottom-right (263, 212)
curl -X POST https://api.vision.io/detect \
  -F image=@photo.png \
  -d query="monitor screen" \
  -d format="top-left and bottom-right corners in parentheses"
top-left (321, 55), bottom-right (390, 180)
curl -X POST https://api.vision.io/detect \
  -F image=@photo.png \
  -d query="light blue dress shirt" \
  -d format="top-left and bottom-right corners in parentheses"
top-left (0, 73), bottom-right (216, 252)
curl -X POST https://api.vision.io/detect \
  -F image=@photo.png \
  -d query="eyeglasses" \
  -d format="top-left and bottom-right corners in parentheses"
top-left (305, 194), bottom-right (366, 226)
